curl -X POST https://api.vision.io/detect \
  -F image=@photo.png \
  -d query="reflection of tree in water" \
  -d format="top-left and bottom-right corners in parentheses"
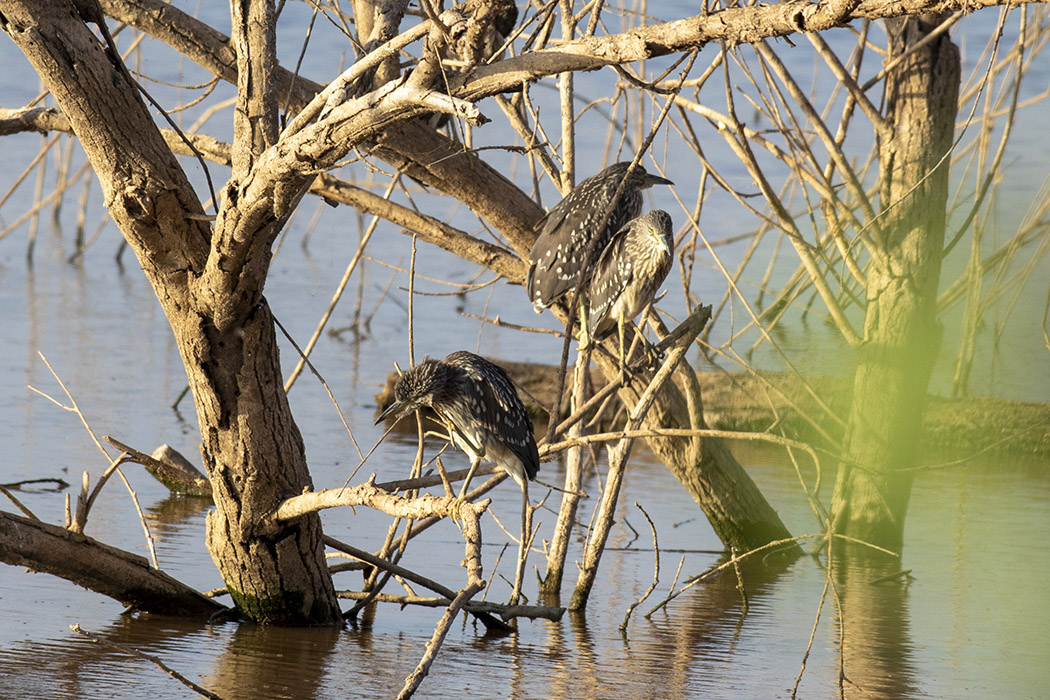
top-left (203, 623), bottom-right (341, 699)
top-left (833, 553), bottom-right (918, 699)
top-left (145, 495), bottom-right (211, 540)
top-left (644, 553), bottom-right (797, 695)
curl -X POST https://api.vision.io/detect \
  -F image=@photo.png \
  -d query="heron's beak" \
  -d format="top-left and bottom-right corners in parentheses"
top-left (644, 173), bottom-right (674, 187)
top-left (375, 400), bottom-right (404, 425)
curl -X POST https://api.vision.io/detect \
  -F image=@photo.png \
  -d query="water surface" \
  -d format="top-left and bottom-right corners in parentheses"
top-left (1, 4), bottom-right (1049, 698)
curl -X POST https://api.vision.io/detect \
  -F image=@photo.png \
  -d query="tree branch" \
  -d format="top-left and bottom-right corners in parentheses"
top-left (450, 0), bottom-right (1040, 101)
top-left (270, 477), bottom-right (489, 524)
top-left (230, 0), bottom-right (278, 179)
top-left (1, 0), bottom-right (211, 280)
top-left (0, 510), bottom-right (226, 616)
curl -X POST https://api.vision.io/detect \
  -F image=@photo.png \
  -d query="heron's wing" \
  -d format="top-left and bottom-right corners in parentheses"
top-left (445, 352), bottom-right (540, 480)
top-left (527, 168), bottom-right (639, 307)
top-left (586, 227), bottom-right (632, 333)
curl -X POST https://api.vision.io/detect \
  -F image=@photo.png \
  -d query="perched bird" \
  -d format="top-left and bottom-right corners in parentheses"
top-left (375, 351), bottom-right (539, 506)
top-left (580, 210), bottom-right (675, 372)
top-left (526, 162), bottom-right (673, 325)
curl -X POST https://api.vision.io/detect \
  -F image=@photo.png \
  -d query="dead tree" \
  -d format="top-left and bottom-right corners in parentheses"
top-left (0, 0), bottom-right (1036, 622)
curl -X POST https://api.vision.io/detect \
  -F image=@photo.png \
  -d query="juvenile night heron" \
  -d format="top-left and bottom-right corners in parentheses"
top-left (526, 162), bottom-right (673, 325)
top-left (375, 351), bottom-right (539, 512)
top-left (579, 210), bottom-right (675, 372)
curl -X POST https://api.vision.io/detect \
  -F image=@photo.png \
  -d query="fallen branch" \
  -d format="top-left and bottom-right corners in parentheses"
top-left (0, 510), bottom-right (225, 616)
top-left (323, 535), bottom-right (514, 633)
top-left (105, 437), bottom-right (212, 497)
top-left (396, 580), bottom-right (484, 700)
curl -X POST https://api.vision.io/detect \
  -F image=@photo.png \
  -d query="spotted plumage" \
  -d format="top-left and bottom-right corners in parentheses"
top-left (375, 351), bottom-right (539, 489)
top-left (526, 162), bottom-right (673, 313)
top-left (585, 210), bottom-right (675, 343)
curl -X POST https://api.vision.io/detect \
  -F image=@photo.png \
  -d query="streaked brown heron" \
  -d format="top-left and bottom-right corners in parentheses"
top-left (375, 351), bottom-right (539, 510)
top-left (525, 162), bottom-right (673, 338)
top-left (579, 209), bottom-right (675, 372)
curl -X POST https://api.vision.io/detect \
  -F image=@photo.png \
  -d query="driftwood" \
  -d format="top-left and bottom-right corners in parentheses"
top-left (379, 365), bottom-right (1050, 459)
top-left (104, 437), bottom-right (212, 497)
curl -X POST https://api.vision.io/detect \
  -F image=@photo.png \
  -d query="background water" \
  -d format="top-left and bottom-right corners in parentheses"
top-left (1, 2), bottom-right (1049, 698)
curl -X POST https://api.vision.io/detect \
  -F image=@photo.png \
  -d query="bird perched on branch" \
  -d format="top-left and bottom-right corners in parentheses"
top-left (375, 351), bottom-right (539, 511)
top-left (580, 209), bottom-right (675, 372)
top-left (526, 162), bottom-right (673, 336)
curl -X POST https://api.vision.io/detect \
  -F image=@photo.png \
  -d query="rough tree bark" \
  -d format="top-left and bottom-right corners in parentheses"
top-left (830, 15), bottom-right (961, 550)
top-left (0, 0), bottom-right (341, 624)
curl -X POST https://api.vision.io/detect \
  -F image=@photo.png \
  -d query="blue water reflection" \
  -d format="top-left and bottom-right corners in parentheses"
top-left (1, 2), bottom-right (1048, 698)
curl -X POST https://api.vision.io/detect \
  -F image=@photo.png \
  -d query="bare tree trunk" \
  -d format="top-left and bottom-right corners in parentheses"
top-left (831, 15), bottom-right (960, 550)
top-left (191, 300), bottom-right (341, 624)
top-left (1, 0), bottom-right (341, 624)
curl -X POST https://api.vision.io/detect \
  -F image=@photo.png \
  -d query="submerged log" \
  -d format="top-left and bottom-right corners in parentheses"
top-left (378, 365), bottom-right (1050, 459)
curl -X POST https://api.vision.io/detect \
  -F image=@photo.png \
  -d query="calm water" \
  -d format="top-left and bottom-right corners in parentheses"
top-left (2, 231), bottom-right (1047, 699)
top-left (2, 2), bottom-right (1049, 698)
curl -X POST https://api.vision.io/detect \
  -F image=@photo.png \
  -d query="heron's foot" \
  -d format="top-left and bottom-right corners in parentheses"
top-left (577, 330), bottom-right (593, 352)
top-left (642, 343), bottom-right (665, 371)
top-left (447, 495), bottom-right (468, 526)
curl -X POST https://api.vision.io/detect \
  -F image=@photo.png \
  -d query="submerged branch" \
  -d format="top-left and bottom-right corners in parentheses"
top-left (334, 590), bottom-right (564, 621)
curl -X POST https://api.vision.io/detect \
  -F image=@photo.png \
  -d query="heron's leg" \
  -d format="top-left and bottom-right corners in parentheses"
top-left (616, 313), bottom-right (639, 382)
top-left (448, 457), bottom-right (482, 524)
top-left (576, 295), bottom-right (592, 350)
top-left (640, 305), bottom-right (664, 370)
top-left (458, 457), bottom-right (481, 500)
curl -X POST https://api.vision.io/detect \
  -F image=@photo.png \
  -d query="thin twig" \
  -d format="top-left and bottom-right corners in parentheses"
top-left (0, 485), bottom-right (39, 520)
top-left (791, 547), bottom-right (832, 698)
top-left (272, 314), bottom-right (364, 462)
top-left (619, 503), bottom-right (660, 633)
top-left (29, 353), bottom-right (158, 565)
top-left (396, 580), bottom-right (484, 700)
top-left (647, 534), bottom-right (816, 617)
top-left (285, 176), bottom-right (398, 391)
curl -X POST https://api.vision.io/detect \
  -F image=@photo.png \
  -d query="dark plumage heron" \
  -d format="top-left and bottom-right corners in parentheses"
top-left (375, 351), bottom-right (539, 508)
top-left (526, 162), bottom-right (673, 319)
top-left (580, 210), bottom-right (675, 371)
